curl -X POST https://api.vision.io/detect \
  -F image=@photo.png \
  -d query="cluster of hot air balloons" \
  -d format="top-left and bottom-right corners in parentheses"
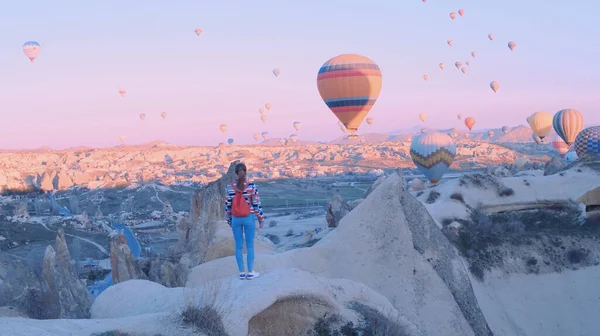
top-left (525, 109), bottom-right (586, 157)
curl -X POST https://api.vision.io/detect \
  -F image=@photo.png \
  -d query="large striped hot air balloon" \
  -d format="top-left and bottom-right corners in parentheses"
top-left (552, 135), bottom-right (571, 158)
top-left (317, 54), bottom-right (382, 134)
top-left (410, 132), bottom-right (456, 184)
top-left (528, 112), bottom-right (553, 140)
top-left (553, 109), bottom-right (585, 146)
top-left (574, 126), bottom-right (600, 160)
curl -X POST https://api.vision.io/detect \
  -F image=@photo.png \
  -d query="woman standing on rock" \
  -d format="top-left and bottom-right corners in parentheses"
top-left (225, 163), bottom-right (264, 280)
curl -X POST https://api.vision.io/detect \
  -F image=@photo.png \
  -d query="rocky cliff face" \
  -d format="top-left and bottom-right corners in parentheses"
top-left (110, 232), bottom-right (146, 284)
top-left (325, 194), bottom-right (352, 228)
top-left (181, 160), bottom-right (239, 268)
top-left (42, 229), bottom-right (93, 318)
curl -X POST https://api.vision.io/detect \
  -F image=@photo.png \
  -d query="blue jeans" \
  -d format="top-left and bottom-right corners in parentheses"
top-left (231, 214), bottom-right (256, 272)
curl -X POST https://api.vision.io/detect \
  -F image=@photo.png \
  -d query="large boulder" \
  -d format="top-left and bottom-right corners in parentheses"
top-left (325, 194), bottom-right (352, 228)
top-left (187, 171), bottom-right (492, 336)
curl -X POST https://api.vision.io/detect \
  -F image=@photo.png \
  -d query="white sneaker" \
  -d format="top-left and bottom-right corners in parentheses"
top-left (239, 272), bottom-right (246, 280)
top-left (246, 271), bottom-right (260, 280)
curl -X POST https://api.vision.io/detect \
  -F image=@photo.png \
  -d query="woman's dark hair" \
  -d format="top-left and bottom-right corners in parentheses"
top-left (235, 163), bottom-right (247, 173)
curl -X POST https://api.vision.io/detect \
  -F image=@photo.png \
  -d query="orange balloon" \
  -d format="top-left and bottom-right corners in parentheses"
top-left (465, 117), bottom-right (476, 131)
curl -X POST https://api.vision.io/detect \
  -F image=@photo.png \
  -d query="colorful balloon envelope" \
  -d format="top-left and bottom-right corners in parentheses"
top-left (366, 117), bottom-right (374, 126)
top-left (502, 126), bottom-right (509, 134)
top-left (465, 117), bottom-right (475, 131)
top-left (290, 134), bottom-right (299, 143)
top-left (410, 132), bottom-right (456, 184)
top-left (227, 138), bottom-right (234, 145)
top-left (574, 126), bottom-right (600, 160)
top-left (253, 133), bottom-right (260, 141)
top-left (293, 121), bottom-right (301, 131)
top-left (552, 135), bottom-right (571, 158)
top-left (23, 41), bottom-right (41, 62)
top-left (219, 124), bottom-right (227, 134)
top-left (528, 112), bottom-right (553, 140)
top-left (261, 131), bottom-right (269, 140)
top-left (553, 109), bottom-right (585, 146)
top-left (317, 54), bottom-right (382, 134)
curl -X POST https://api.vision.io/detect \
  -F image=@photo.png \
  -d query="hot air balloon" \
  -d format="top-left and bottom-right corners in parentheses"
top-left (279, 138), bottom-right (287, 145)
top-left (465, 117), bottom-right (475, 131)
top-left (553, 109), bottom-right (585, 146)
top-left (466, 61), bottom-right (471, 66)
top-left (259, 108), bottom-right (265, 115)
top-left (419, 113), bottom-right (427, 122)
top-left (119, 135), bottom-right (126, 144)
top-left (574, 126), bottom-right (600, 159)
top-left (273, 68), bottom-right (280, 77)
top-left (161, 112), bottom-right (167, 119)
top-left (471, 51), bottom-right (477, 58)
top-left (421, 128), bottom-right (428, 134)
top-left (488, 130), bottom-right (495, 139)
top-left (227, 138), bottom-right (234, 145)
top-left (265, 103), bottom-right (272, 111)
top-left (450, 12), bottom-right (457, 20)
top-left (423, 75), bottom-right (429, 81)
top-left (488, 33), bottom-right (494, 40)
top-left (22, 41), bottom-right (40, 62)
top-left (261, 131), bottom-right (269, 140)
top-left (338, 121), bottom-right (348, 134)
top-left (458, 9), bottom-right (465, 16)
top-left (317, 54), bottom-right (382, 134)
top-left (410, 132), bottom-right (456, 184)
top-left (195, 28), bottom-right (202, 36)
top-left (502, 126), bottom-right (510, 134)
top-left (261, 115), bottom-right (268, 123)
top-left (532, 133), bottom-right (542, 145)
top-left (565, 151), bottom-right (578, 163)
top-left (366, 117), bottom-right (374, 126)
top-left (455, 61), bottom-right (462, 69)
top-left (139, 113), bottom-right (146, 120)
top-left (439, 63), bottom-right (445, 70)
top-left (457, 114), bottom-right (463, 120)
top-left (552, 135), bottom-right (571, 158)
top-left (119, 89), bottom-right (126, 97)
top-left (527, 112), bottom-right (553, 140)
top-left (219, 124), bottom-right (227, 134)
top-left (293, 121), bottom-right (301, 131)
top-left (508, 41), bottom-right (516, 51)
top-left (461, 67), bottom-right (468, 74)
top-left (490, 81), bottom-right (499, 93)
top-left (290, 134), bottom-right (299, 143)
top-left (447, 40), bottom-right (454, 47)
top-left (253, 133), bottom-right (260, 141)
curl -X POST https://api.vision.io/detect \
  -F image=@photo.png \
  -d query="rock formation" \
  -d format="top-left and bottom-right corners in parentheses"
top-left (0, 258), bottom-right (43, 318)
top-left (544, 156), bottom-right (568, 176)
top-left (42, 229), bottom-right (93, 318)
top-left (182, 160), bottom-right (239, 267)
top-left (110, 232), bottom-right (146, 284)
top-left (325, 194), bottom-right (352, 228)
top-left (186, 171), bottom-right (492, 336)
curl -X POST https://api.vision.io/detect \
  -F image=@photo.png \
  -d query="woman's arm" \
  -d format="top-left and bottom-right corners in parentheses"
top-left (252, 184), bottom-right (264, 223)
top-left (224, 185), bottom-right (233, 225)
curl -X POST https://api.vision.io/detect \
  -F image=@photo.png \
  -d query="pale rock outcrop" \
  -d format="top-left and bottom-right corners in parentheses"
top-left (182, 160), bottom-right (239, 267)
top-left (90, 269), bottom-right (421, 336)
top-left (347, 198), bottom-right (363, 209)
top-left (203, 221), bottom-right (275, 263)
top-left (410, 178), bottom-right (425, 191)
top-left (187, 171), bottom-right (491, 336)
top-left (138, 258), bottom-right (188, 288)
top-left (110, 232), bottom-right (146, 284)
top-left (363, 173), bottom-right (386, 198)
top-left (42, 230), bottom-right (93, 318)
top-left (0, 258), bottom-right (44, 318)
top-left (39, 171), bottom-right (56, 191)
top-left (325, 194), bottom-right (352, 228)
top-left (56, 171), bottom-right (74, 190)
top-left (162, 200), bottom-right (174, 218)
top-left (491, 166), bottom-right (511, 177)
top-left (544, 156), bottom-right (568, 176)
